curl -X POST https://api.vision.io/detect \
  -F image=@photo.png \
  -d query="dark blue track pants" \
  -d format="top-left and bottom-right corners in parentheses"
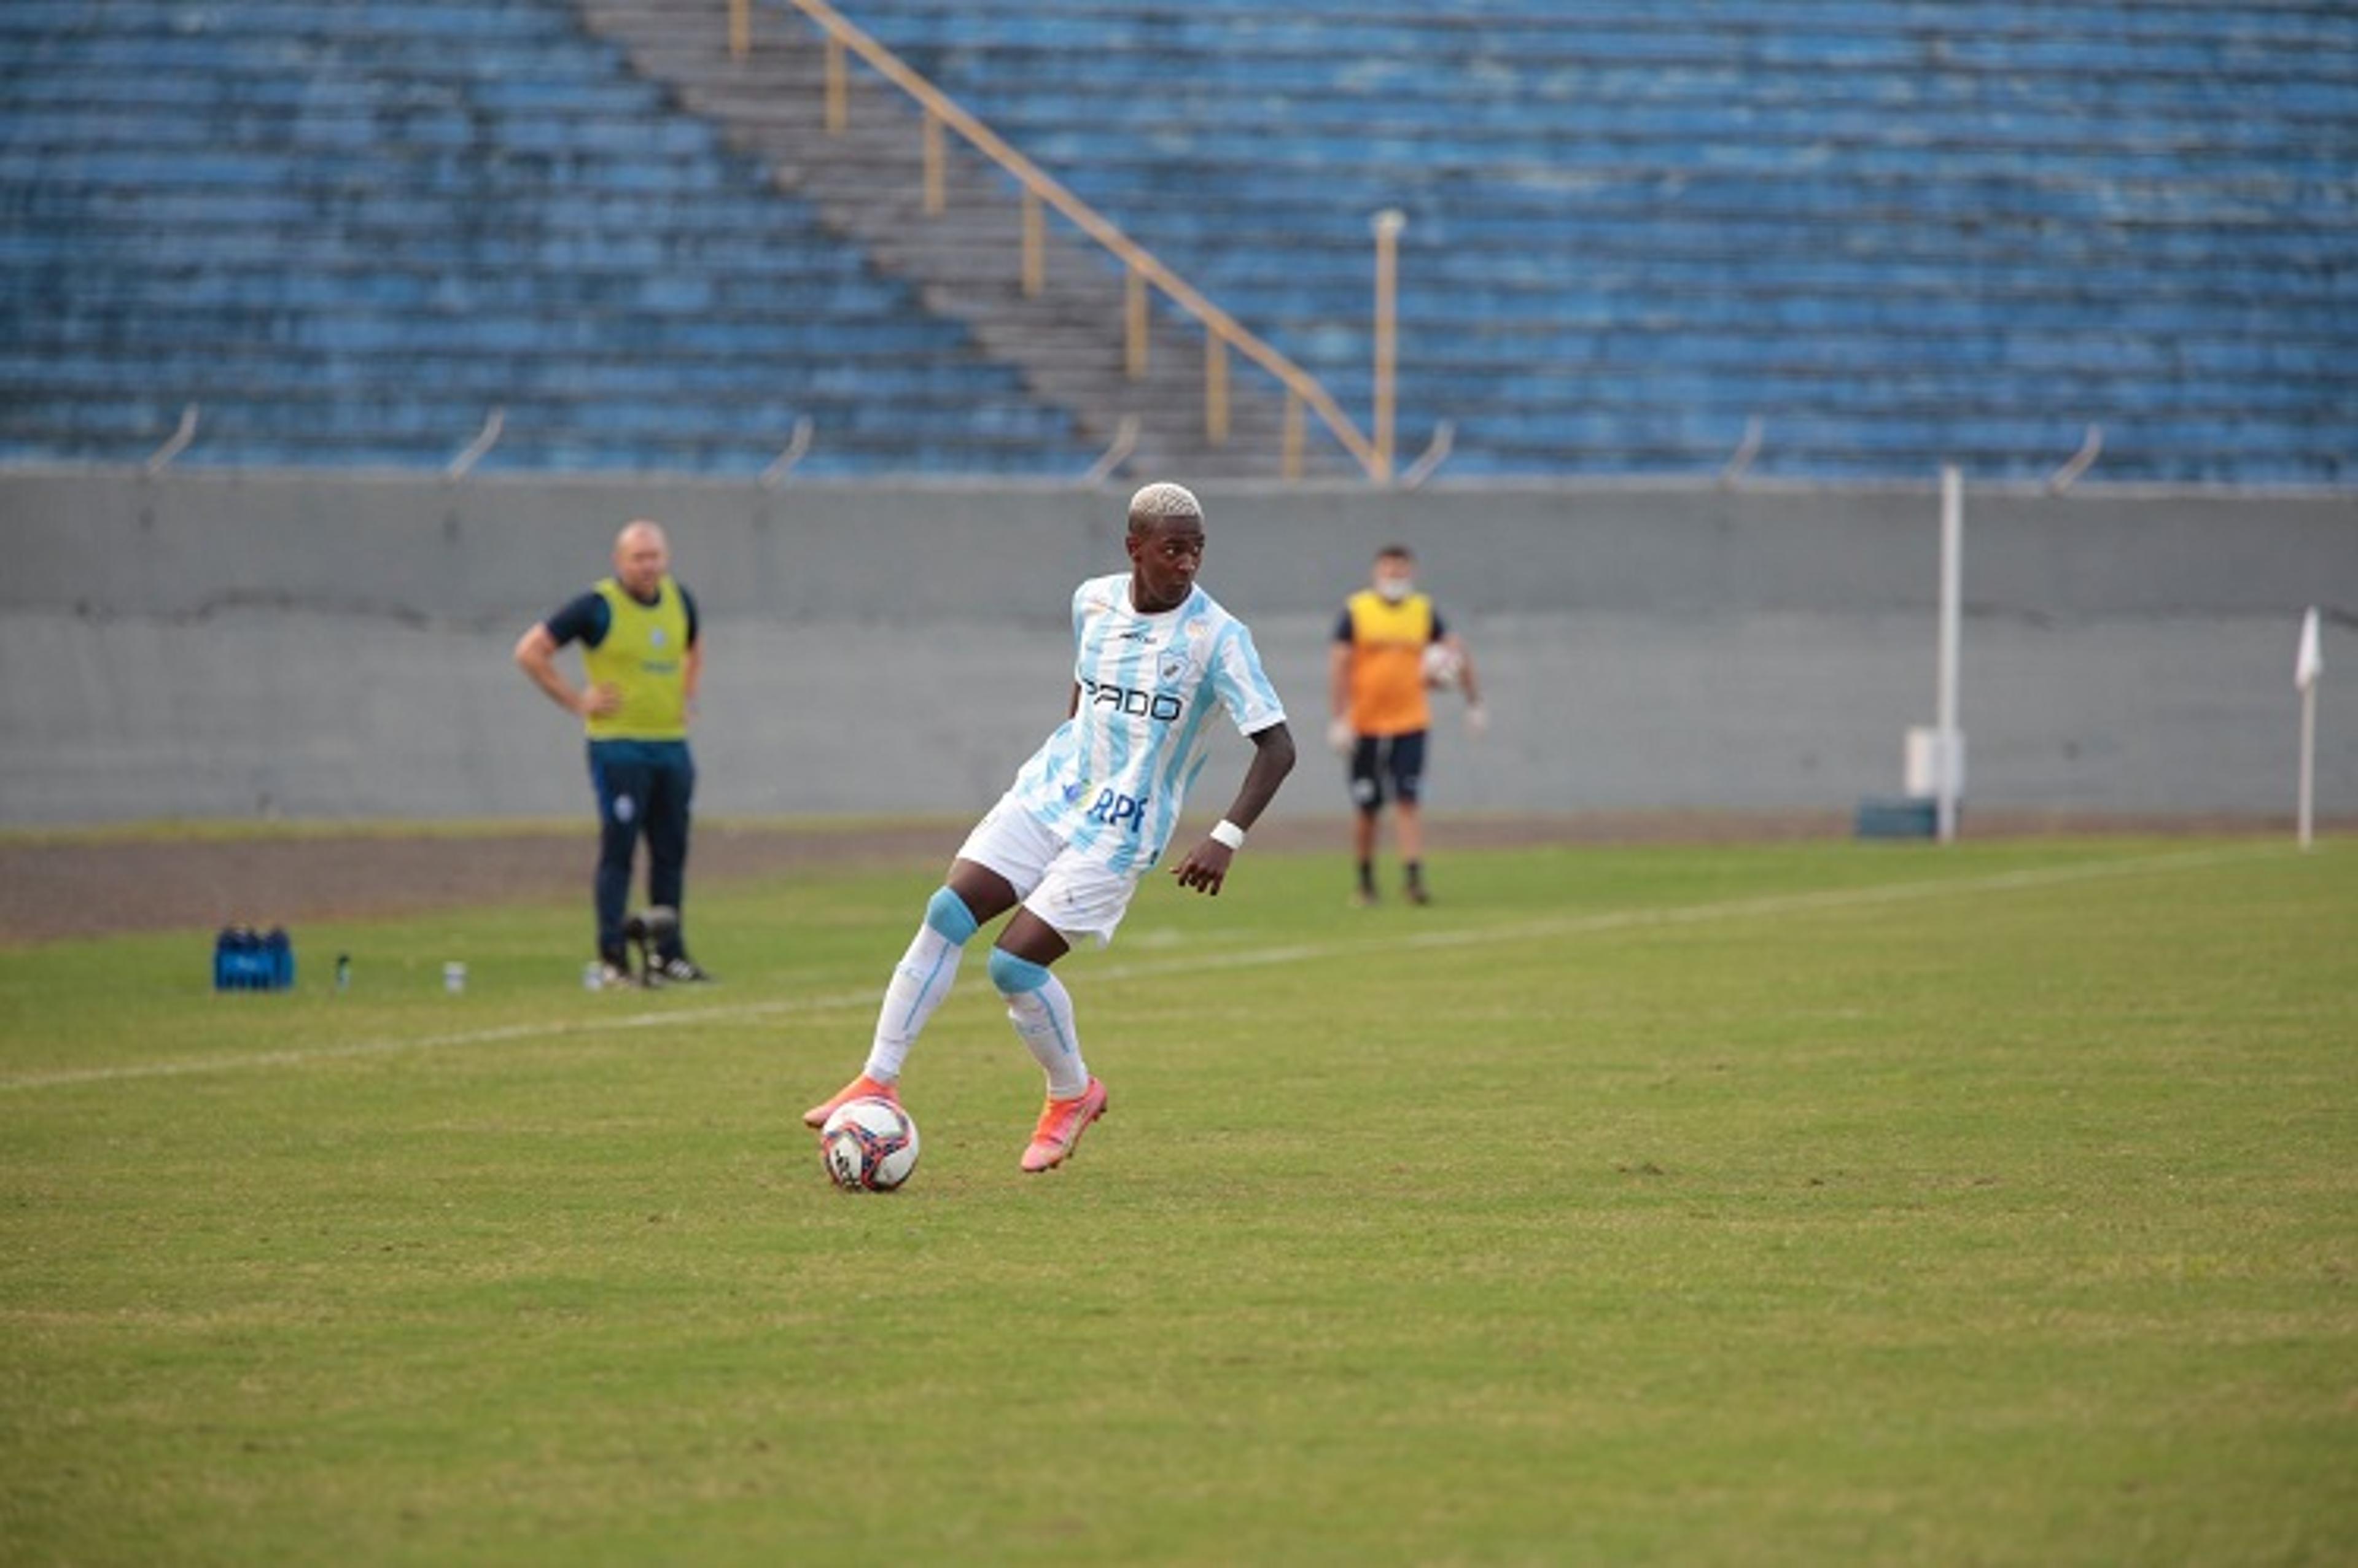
top-left (586, 739), bottom-right (695, 963)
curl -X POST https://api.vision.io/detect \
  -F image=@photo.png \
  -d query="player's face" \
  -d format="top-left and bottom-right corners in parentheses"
top-left (613, 527), bottom-right (669, 598)
top-left (1128, 518), bottom-right (1204, 612)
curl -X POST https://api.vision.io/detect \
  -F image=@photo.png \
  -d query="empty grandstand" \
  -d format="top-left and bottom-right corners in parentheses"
top-left (0, 0), bottom-right (1093, 475)
top-left (4, 0), bottom-right (2352, 482)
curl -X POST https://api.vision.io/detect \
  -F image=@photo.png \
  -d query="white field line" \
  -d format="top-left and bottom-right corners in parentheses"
top-left (0, 842), bottom-right (2284, 1094)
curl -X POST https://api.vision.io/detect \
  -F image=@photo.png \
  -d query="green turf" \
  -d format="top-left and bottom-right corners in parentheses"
top-left (1, 838), bottom-right (2351, 1566)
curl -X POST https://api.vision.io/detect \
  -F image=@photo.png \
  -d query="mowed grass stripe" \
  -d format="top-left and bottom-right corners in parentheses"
top-left (0, 840), bottom-right (2284, 1093)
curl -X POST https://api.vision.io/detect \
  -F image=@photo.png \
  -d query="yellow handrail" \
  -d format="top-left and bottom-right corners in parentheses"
top-left (730, 0), bottom-right (1383, 479)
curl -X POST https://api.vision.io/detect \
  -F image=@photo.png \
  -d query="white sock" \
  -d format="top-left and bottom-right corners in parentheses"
top-left (1003, 971), bottom-right (1089, 1100)
top-left (863, 923), bottom-right (964, 1084)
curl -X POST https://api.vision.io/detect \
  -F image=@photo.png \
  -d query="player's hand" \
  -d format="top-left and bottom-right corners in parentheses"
top-left (1465, 702), bottom-right (1490, 738)
top-left (1326, 716), bottom-right (1354, 755)
top-left (579, 683), bottom-right (624, 718)
top-left (1169, 839), bottom-right (1235, 896)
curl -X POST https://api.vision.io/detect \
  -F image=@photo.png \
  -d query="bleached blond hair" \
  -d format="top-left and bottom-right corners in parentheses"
top-left (1127, 481), bottom-right (1202, 531)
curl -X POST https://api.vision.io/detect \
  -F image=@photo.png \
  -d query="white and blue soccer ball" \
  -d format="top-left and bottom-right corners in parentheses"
top-left (1421, 642), bottom-right (1465, 691)
top-left (820, 1097), bottom-right (920, 1192)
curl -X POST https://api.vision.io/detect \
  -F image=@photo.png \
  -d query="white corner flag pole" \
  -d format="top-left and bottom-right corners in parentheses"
top-left (2296, 606), bottom-right (2322, 851)
top-left (1936, 464), bottom-right (1963, 845)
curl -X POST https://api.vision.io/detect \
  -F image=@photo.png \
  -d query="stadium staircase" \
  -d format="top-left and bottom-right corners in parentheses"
top-left (577, 0), bottom-right (1339, 480)
top-left (720, 0), bottom-right (2357, 486)
top-left (0, 0), bottom-right (1097, 475)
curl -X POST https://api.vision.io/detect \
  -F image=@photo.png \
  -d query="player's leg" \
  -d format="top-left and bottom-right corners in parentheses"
top-left (996, 946), bottom-right (1107, 1171)
top-left (802, 862), bottom-right (1020, 1128)
top-left (990, 910), bottom-right (1083, 1099)
top-left (995, 857), bottom-right (1129, 1171)
top-left (1396, 802), bottom-right (1428, 903)
top-left (588, 743), bottom-right (648, 979)
top-left (804, 802), bottom-right (1046, 1128)
top-left (642, 744), bottom-right (702, 977)
top-left (1390, 731), bottom-right (1431, 904)
top-left (1348, 734), bottom-right (1385, 905)
top-left (876, 857), bottom-right (1022, 1076)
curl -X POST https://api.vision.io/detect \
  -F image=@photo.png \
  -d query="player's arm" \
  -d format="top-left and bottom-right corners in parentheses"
top-left (514, 596), bottom-right (619, 718)
top-left (513, 623), bottom-right (595, 718)
top-left (1169, 721), bottom-right (1297, 897)
top-left (682, 589), bottom-right (703, 718)
top-left (1442, 639), bottom-right (1487, 734)
top-left (1447, 635), bottom-right (1484, 707)
top-left (1433, 609), bottom-right (1485, 731)
top-left (1326, 637), bottom-right (1355, 753)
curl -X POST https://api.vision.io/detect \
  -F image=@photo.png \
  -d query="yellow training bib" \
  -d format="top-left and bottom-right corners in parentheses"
top-left (582, 576), bottom-right (690, 740)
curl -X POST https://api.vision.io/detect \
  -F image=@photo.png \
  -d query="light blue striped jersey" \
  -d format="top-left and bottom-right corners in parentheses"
top-left (1006, 572), bottom-right (1287, 874)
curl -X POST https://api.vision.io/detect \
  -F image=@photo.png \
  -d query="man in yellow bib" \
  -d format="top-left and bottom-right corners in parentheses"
top-left (1328, 544), bottom-right (1484, 906)
top-left (514, 519), bottom-right (710, 986)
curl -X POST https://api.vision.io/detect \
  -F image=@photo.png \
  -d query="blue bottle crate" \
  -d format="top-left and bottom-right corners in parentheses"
top-left (214, 925), bottom-right (295, 990)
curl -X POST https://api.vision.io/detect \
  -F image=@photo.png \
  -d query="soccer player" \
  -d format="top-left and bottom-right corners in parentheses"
top-left (1327, 544), bottom-right (1485, 906)
top-left (513, 519), bottom-right (712, 987)
top-left (803, 482), bottom-right (1296, 1172)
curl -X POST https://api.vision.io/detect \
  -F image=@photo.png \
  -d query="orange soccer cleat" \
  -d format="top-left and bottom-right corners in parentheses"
top-left (803, 1073), bottom-right (898, 1130)
top-left (1019, 1077), bottom-right (1109, 1173)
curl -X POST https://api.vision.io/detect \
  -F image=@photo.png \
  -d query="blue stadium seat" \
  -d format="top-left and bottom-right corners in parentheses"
top-left (802, 0), bottom-right (2354, 483)
top-left (0, 0), bottom-right (1092, 475)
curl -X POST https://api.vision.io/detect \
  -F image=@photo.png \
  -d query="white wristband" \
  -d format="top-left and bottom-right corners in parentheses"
top-left (1208, 819), bottom-right (1247, 851)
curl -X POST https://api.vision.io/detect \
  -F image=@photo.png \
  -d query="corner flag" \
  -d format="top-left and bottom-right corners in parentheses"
top-left (2295, 607), bottom-right (2322, 693)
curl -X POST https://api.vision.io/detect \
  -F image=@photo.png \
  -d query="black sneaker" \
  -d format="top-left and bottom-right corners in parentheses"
top-left (655, 956), bottom-right (714, 984)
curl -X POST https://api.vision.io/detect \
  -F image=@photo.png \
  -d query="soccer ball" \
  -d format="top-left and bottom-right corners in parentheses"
top-left (1421, 642), bottom-right (1464, 690)
top-left (820, 1097), bottom-right (920, 1192)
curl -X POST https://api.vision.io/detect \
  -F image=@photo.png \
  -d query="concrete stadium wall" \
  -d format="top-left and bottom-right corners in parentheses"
top-left (2, 467), bottom-right (2352, 828)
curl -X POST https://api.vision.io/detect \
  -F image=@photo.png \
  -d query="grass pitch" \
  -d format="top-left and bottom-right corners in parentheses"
top-left (1, 836), bottom-right (2351, 1565)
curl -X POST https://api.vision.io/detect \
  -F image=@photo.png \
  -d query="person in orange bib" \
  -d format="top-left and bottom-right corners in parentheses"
top-left (1327, 545), bottom-right (1484, 906)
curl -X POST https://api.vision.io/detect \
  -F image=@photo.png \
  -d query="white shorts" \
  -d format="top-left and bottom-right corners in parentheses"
top-left (954, 794), bottom-right (1140, 946)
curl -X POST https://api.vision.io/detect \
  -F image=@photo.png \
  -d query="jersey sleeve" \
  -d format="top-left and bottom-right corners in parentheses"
top-left (542, 590), bottom-right (609, 648)
top-left (1332, 606), bottom-right (1356, 643)
top-left (1210, 621), bottom-right (1288, 736)
top-left (1068, 580), bottom-right (1096, 673)
top-left (680, 586), bottom-right (700, 647)
top-left (1431, 610), bottom-right (1449, 642)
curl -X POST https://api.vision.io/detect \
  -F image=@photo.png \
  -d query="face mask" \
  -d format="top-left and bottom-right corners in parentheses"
top-left (1376, 576), bottom-right (1414, 604)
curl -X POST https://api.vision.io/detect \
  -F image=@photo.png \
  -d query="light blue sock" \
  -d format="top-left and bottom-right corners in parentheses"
top-left (863, 888), bottom-right (978, 1082)
top-left (989, 949), bottom-right (1088, 1100)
